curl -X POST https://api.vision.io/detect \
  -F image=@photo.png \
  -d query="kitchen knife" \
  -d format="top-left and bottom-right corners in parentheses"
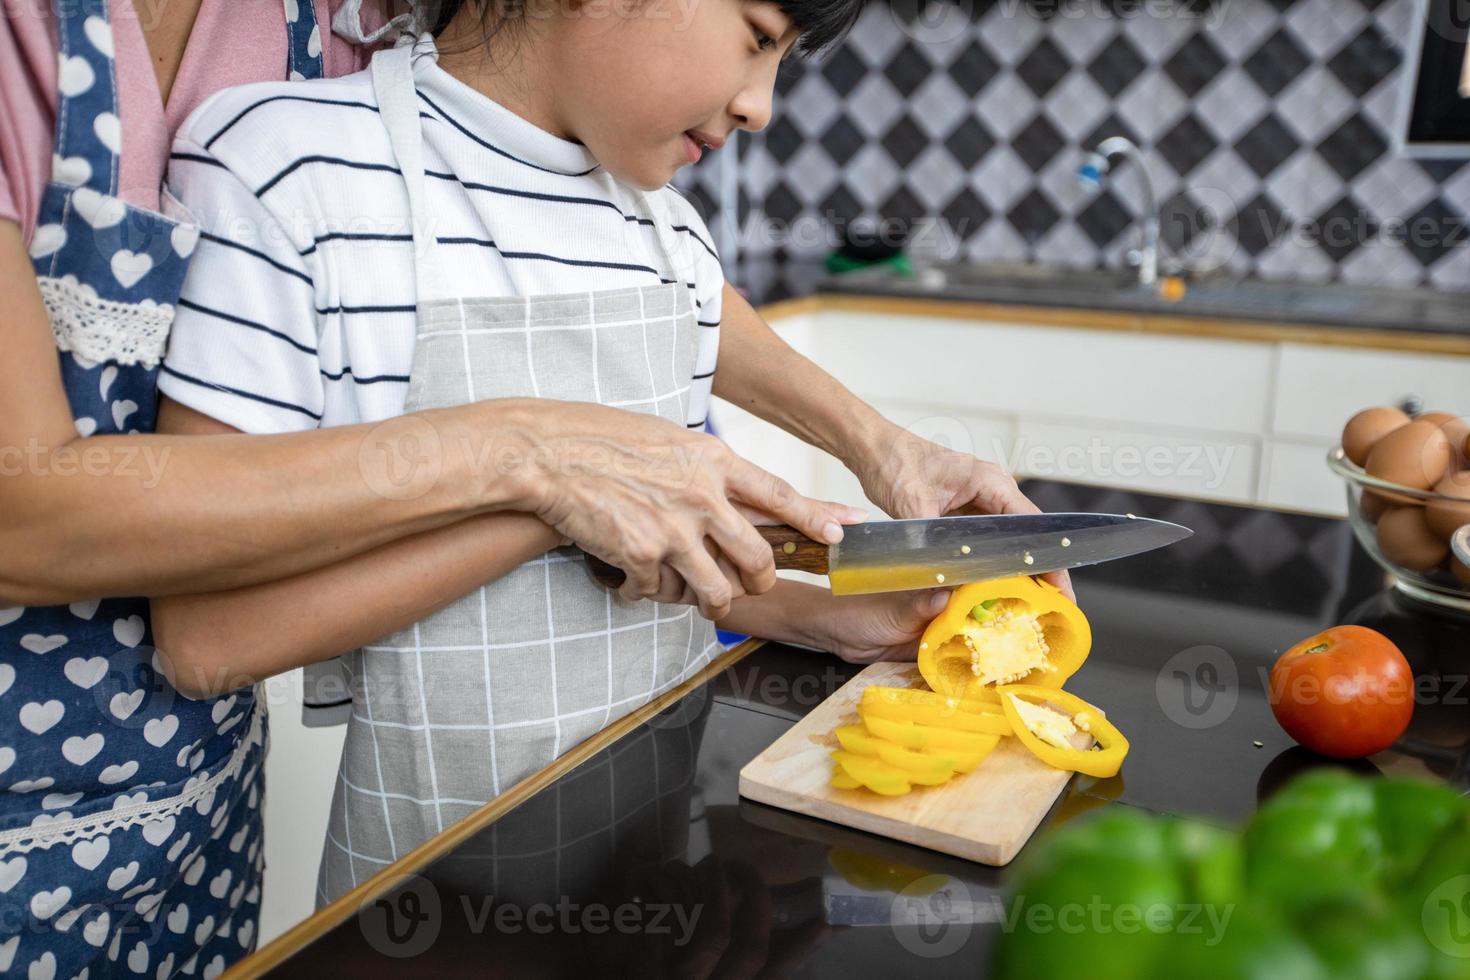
top-left (582, 511), bottom-right (1192, 595)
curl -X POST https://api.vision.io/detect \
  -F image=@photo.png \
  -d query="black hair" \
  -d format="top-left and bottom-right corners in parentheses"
top-left (420, 0), bottom-right (865, 60)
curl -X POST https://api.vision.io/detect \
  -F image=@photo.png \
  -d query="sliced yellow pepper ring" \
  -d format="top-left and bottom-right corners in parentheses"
top-left (997, 684), bottom-right (1129, 778)
top-left (834, 724), bottom-right (882, 756)
top-left (918, 576), bottom-right (1091, 699)
top-left (859, 710), bottom-right (1003, 756)
top-left (872, 741), bottom-right (958, 783)
top-left (832, 750), bottom-right (912, 795)
top-left (861, 686), bottom-right (1012, 736)
top-left (830, 769), bottom-right (863, 790)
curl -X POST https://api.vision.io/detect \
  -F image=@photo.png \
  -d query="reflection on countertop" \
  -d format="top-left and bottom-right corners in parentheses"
top-left (261, 480), bottom-right (1470, 978)
top-left (736, 252), bottom-right (1470, 337)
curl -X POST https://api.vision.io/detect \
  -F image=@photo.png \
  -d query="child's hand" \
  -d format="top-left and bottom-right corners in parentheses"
top-left (808, 588), bottom-right (952, 665)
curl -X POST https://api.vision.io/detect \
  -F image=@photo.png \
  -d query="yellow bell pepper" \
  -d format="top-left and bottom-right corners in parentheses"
top-left (830, 769), bottom-right (863, 790)
top-left (917, 576), bottom-right (1091, 699)
top-left (997, 684), bottom-right (1129, 778)
top-left (831, 750), bottom-right (912, 795)
top-left (859, 710), bottom-right (1002, 756)
top-left (861, 686), bottom-right (1012, 736)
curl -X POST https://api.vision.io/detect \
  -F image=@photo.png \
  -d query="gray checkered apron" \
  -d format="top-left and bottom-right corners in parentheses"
top-left (315, 41), bottom-right (722, 902)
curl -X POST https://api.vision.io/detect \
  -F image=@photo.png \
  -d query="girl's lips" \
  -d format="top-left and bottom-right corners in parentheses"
top-left (682, 131), bottom-right (702, 164)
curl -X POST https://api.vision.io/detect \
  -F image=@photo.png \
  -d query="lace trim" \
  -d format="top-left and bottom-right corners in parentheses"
top-left (37, 274), bottom-right (175, 369)
top-left (0, 700), bottom-right (263, 855)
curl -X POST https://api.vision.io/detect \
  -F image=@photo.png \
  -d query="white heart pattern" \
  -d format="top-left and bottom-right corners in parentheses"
top-left (0, 663), bottom-right (14, 697)
top-left (109, 689), bottom-right (144, 720)
top-left (93, 112), bottom-right (121, 155)
top-left (83, 909), bottom-right (110, 947)
top-left (111, 399), bottom-right (139, 431)
top-left (63, 656), bottom-right (107, 689)
top-left (9, 778), bottom-right (53, 794)
top-left (126, 942), bottom-right (148, 975)
top-left (61, 733), bottom-right (104, 766)
top-left (99, 364), bottom-right (118, 401)
top-left (0, 749), bottom-right (11, 779)
top-left (83, 15), bottom-right (114, 57)
top-left (208, 869), bottom-right (231, 900)
top-left (143, 714), bottom-right (178, 747)
top-left (26, 950), bottom-right (55, 980)
top-left (71, 187), bottom-right (126, 230)
top-left (68, 598), bottom-right (100, 621)
top-left (167, 903), bottom-right (189, 934)
top-left (307, 23), bottom-right (322, 58)
top-left (284, 0), bottom-right (299, 22)
top-left (167, 832), bottom-right (191, 863)
top-left (0, 936), bottom-right (16, 972)
top-left (74, 417), bottom-right (97, 438)
top-left (0, 607), bottom-right (22, 628)
top-left (156, 951), bottom-right (175, 980)
top-left (107, 862), bottom-right (138, 891)
top-left (52, 154), bottom-right (91, 187)
top-left (83, 910), bottom-right (108, 946)
top-left (171, 223), bottom-right (200, 259)
top-left (114, 615), bottom-right (145, 649)
top-left (19, 700), bottom-right (64, 735)
top-left (142, 816), bottom-right (175, 847)
top-left (30, 886), bottom-right (71, 920)
top-left (28, 224), bottom-right (66, 259)
top-left (210, 696), bottom-right (238, 725)
top-left (20, 634), bottom-right (67, 655)
top-left (71, 836), bottom-right (109, 871)
top-left (42, 791), bottom-right (82, 810)
top-left (109, 250), bottom-right (152, 289)
top-left (98, 760), bottom-right (138, 785)
top-left (56, 53), bottom-right (94, 97)
top-left (193, 915), bottom-right (214, 947)
top-left (0, 856), bottom-right (26, 893)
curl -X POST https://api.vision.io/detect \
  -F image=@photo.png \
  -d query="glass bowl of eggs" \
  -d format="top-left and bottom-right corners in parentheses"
top-left (1328, 407), bottom-right (1470, 612)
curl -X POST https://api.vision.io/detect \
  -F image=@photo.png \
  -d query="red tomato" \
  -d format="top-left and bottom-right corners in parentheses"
top-left (1267, 625), bottom-right (1414, 759)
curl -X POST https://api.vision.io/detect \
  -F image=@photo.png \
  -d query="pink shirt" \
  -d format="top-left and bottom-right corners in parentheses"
top-left (0, 0), bottom-right (383, 243)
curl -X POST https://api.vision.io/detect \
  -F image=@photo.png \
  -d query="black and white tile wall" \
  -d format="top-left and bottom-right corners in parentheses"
top-left (674, 0), bottom-right (1470, 304)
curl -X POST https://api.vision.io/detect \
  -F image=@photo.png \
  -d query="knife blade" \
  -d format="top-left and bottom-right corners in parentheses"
top-left (581, 512), bottom-right (1191, 595)
top-left (823, 512), bottom-right (1191, 595)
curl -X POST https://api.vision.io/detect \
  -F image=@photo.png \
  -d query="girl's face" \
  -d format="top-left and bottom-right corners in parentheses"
top-left (547, 0), bottom-right (800, 190)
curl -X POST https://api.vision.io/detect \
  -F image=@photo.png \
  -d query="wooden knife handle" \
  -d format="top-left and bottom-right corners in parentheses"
top-left (582, 524), bottom-right (830, 590)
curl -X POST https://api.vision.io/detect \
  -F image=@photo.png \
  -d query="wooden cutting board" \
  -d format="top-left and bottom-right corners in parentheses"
top-left (738, 661), bottom-right (1078, 866)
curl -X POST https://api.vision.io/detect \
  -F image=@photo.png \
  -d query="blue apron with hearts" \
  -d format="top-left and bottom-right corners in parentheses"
top-left (0, 2), bottom-right (324, 976)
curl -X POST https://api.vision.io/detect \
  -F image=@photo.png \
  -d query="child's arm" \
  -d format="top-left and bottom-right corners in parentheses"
top-left (150, 402), bottom-right (563, 699)
top-left (716, 578), bottom-right (951, 664)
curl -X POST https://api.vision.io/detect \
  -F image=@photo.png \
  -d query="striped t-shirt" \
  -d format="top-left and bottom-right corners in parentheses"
top-left (158, 43), bottom-right (722, 436)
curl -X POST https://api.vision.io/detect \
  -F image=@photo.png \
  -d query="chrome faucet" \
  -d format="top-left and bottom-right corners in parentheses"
top-left (1077, 136), bottom-right (1160, 287)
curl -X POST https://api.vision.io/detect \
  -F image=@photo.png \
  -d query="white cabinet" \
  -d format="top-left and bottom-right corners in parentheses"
top-left (713, 304), bottom-right (1470, 518)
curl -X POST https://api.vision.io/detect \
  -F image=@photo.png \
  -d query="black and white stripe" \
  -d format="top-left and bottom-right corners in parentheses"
top-left (160, 63), bottom-right (723, 437)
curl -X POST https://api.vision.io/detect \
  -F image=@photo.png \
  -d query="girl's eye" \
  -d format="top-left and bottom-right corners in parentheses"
top-left (752, 26), bottom-right (777, 51)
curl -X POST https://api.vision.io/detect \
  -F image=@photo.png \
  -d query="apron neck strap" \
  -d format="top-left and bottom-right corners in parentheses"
top-left (285, 0), bottom-right (326, 81)
top-left (51, 0), bottom-right (118, 195)
top-left (371, 40), bottom-right (450, 306)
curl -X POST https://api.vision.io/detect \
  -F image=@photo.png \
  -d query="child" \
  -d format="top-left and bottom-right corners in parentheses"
top-left (154, 0), bottom-right (948, 906)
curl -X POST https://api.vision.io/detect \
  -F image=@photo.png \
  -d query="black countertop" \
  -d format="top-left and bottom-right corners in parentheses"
top-left (260, 481), bottom-right (1470, 977)
top-left (734, 254), bottom-right (1470, 339)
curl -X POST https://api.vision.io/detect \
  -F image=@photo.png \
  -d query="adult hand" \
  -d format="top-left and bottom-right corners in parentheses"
top-left (511, 401), bottom-right (858, 620)
top-left (851, 423), bottom-right (1075, 601)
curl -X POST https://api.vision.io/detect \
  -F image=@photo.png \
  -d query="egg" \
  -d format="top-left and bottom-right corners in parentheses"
top-left (1360, 489), bottom-right (1394, 524)
top-left (1365, 420), bottom-right (1454, 490)
top-left (1377, 506), bottom-right (1450, 570)
top-left (1342, 406), bottom-right (1410, 465)
top-left (1427, 471), bottom-right (1470, 540)
top-left (1421, 412), bottom-right (1470, 471)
